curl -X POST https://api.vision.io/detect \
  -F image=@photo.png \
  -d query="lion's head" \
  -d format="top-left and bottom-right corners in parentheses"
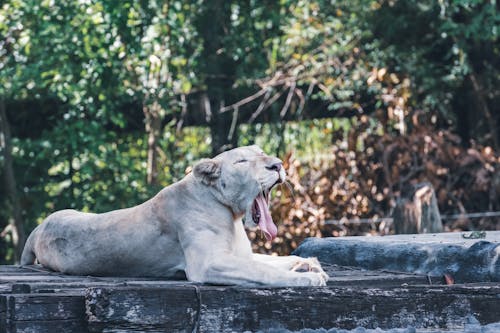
top-left (192, 145), bottom-right (285, 241)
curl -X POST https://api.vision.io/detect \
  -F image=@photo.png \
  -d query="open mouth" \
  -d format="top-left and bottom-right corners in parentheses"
top-left (251, 187), bottom-right (278, 242)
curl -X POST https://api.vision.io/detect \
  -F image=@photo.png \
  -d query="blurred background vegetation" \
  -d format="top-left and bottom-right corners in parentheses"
top-left (1, 0), bottom-right (499, 263)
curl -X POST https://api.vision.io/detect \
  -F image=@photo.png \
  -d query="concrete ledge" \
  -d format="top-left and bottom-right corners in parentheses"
top-left (293, 231), bottom-right (500, 283)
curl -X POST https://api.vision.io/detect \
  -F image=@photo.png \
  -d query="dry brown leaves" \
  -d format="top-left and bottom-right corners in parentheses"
top-left (249, 122), bottom-right (500, 255)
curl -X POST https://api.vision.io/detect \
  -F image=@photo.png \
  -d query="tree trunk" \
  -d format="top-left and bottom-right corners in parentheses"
top-left (207, 97), bottom-right (237, 155)
top-left (0, 97), bottom-right (26, 263)
top-left (392, 182), bottom-right (443, 234)
top-left (468, 72), bottom-right (499, 151)
top-left (452, 81), bottom-right (471, 147)
top-left (144, 101), bottom-right (162, 185)
top-left (196, 0), bottom-right (237, 155)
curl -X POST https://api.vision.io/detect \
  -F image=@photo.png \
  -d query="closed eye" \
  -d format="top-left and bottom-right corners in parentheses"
top-left (234, 159), bottom-right (248, 164)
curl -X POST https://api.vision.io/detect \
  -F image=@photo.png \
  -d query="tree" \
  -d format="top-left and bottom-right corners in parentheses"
top-left (0, 1), bottom-right (35, 262)
top-left (369, 0), bottom-right (499, 147)
top-left (192, 1), bottom-right (238, 154)
top-left (0, 98), bottom-right (25, 262)
top-left (116, 1), bottom-right (199, 184)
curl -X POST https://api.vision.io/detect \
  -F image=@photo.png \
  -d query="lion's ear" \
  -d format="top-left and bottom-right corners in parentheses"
top-left (193, 159), bottom-right (221, 185)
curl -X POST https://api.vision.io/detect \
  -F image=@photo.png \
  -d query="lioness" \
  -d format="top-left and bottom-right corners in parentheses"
top-left (21, 145), bottom-right (328, 286)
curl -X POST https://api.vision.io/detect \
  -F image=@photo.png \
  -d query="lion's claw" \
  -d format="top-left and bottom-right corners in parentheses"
top-left (291, 257), bottom-right (329, 283)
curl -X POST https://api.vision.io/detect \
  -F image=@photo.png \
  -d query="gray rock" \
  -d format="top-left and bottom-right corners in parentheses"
top-left (293, 232), bottom-right (500, 283)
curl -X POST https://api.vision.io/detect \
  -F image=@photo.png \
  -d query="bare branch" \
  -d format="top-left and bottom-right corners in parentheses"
top-left (264, 88), bottom-right (286, 109)
top-left (176, 93), bottom-right (188, 134)
top-left (280, 81), bottom-right (296, 118)
top-left (249, 88), bottom-right (286, 123)
top-left (227, 107), bottom-right (239, 141)
top-left (220, 88), bottom-right (268, 113)
top-left (305, 81), bottom-right (316, 98)
top-left (294, 87), bottom-right (306, 117)
top-left (249, 89), bottom-right (272, 124)
top-left (317, 83), bottom-right (332, 98)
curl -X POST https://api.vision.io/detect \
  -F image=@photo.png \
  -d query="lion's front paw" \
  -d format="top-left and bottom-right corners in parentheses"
top-left (291, 257), bottom-right (329, 282)
top-left (298, 272), bottom-right (327, 287)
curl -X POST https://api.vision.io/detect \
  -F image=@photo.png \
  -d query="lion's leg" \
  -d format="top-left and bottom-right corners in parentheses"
top-left (180, 233), bottom-right (327, 286)
top-left (252, 254), bottom-right (329, 281)
top-left (190, 254), bottom-right (326, 287)
top-left (252, 253), bottom-right (306, 270)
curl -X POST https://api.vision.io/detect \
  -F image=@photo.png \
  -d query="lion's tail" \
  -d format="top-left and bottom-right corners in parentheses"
top-left (20, 228), bottom-right (37, 265)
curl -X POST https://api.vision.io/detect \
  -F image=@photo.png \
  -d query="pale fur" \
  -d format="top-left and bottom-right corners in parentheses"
top-left (21, 145), bottom-right (329, 286)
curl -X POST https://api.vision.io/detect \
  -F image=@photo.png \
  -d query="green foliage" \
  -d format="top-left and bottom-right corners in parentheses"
top-left (369, 0), bottom-right (499, 117)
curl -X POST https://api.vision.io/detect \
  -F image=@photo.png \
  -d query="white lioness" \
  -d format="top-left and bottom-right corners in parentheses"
top-left (21, 145), bottom-right (328, 286)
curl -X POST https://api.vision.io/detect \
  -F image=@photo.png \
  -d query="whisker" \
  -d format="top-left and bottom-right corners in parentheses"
top-left (281, 180), bottom-right (295, 201)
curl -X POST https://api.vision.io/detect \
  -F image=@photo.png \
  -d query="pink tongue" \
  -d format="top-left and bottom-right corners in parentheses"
top-left (255, 195), bottom-right (277, 241)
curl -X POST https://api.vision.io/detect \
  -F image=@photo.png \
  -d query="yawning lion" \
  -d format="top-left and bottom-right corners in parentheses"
top-left (21, 145), bottom-right (328, 286)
